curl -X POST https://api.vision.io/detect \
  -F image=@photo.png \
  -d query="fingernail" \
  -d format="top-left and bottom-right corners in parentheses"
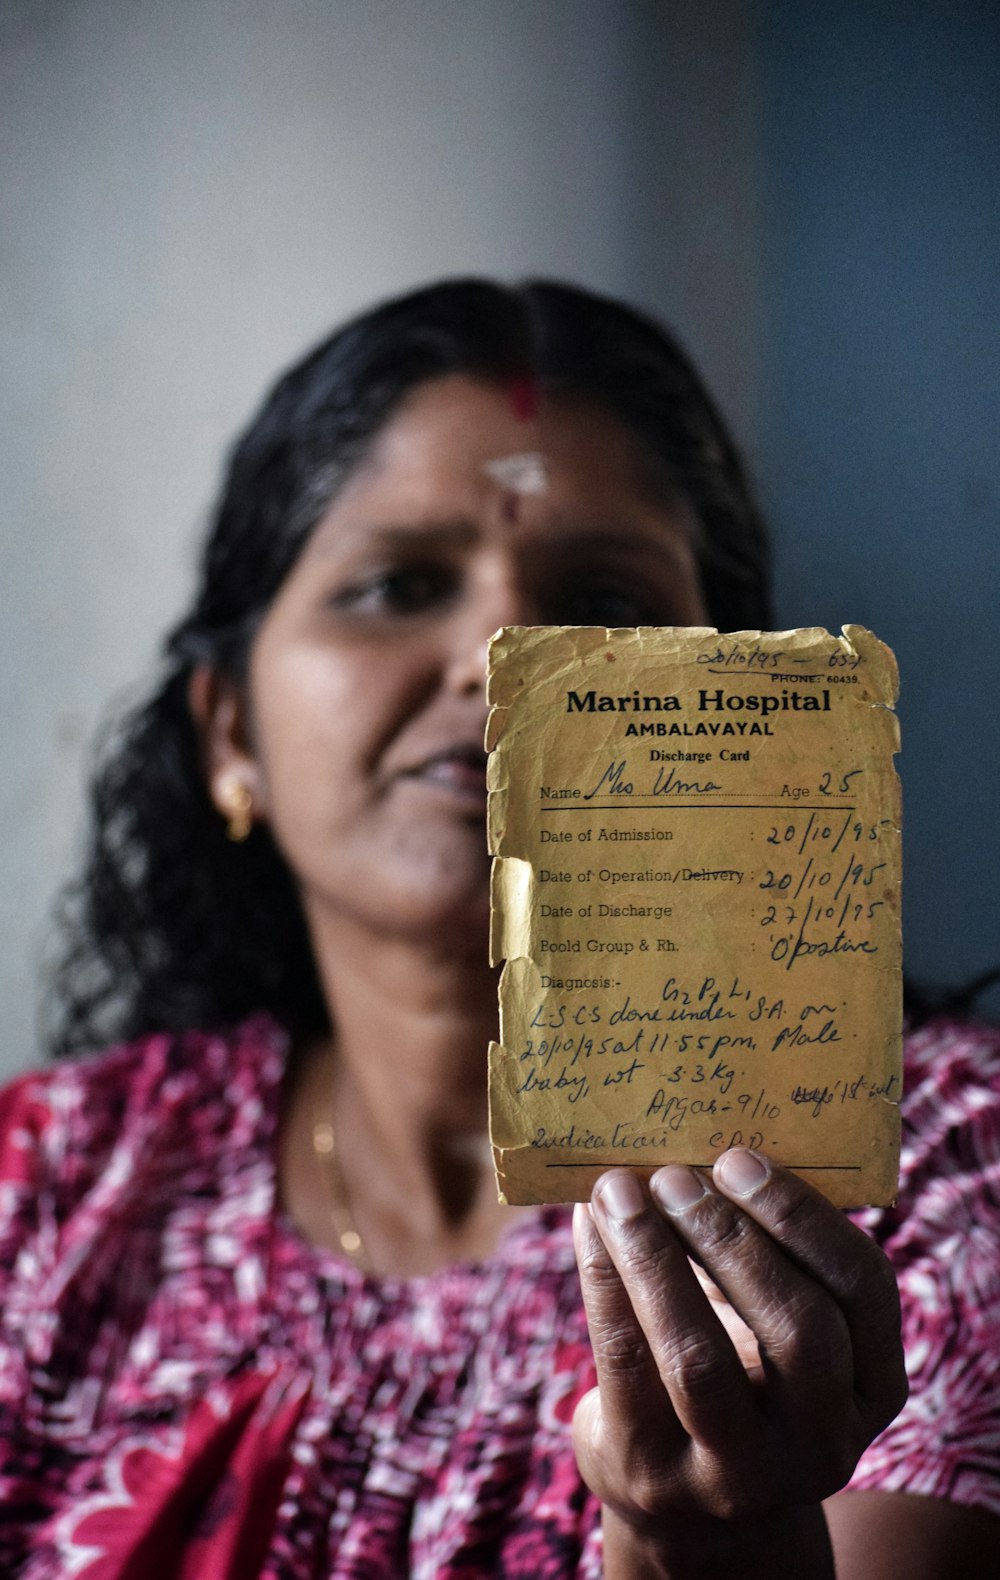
top-left (572, 1200), bottom-right (594, 1231)
top-left (716, 1149), bottom-right (769, 1197)
top-left (595, 1170), bottom-right (646, 1222)
top-left (650, 1165), bottom-right (708, 1214)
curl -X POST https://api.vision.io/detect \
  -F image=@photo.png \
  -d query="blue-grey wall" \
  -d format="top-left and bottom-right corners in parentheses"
top-left (758, 1), bottom-right (1000, 1017)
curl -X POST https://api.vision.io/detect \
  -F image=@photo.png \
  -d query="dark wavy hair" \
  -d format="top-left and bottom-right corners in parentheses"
top-left (46, 277), bottom-right (772, 1057)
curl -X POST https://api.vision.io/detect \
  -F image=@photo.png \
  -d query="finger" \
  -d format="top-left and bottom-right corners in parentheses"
top-left (571, 1192), bottom-right (686, 1464)
top-left (581, 1170), bottom-right (761, 1460)
top-left (571, 1195), bottom-right (677, 1516)
top-left (649, 1161), bottom-right (855, 1475)
top-left (688, 1258), bottom-right (762, 1374)
top-left (709, 1150), bottom-right (906, 1419)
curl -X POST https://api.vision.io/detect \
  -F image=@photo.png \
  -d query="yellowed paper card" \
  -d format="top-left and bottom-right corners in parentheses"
top-left (486, 626), bottom-right (901, 1208)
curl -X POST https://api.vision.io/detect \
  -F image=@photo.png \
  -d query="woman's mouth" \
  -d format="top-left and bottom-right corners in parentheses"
top-left (403, 747), bottom-right (489, 800)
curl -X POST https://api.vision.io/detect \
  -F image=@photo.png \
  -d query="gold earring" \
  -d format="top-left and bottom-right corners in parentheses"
top-left (220, 778), bottom-right (254, 842)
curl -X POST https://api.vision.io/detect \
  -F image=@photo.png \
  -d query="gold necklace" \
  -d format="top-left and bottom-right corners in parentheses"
top-left (311, 1110), bottom-right (367, 1269)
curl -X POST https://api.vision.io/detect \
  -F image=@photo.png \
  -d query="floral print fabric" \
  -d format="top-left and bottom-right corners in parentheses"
top-left (0, 1014), bottom-right (997, 1577)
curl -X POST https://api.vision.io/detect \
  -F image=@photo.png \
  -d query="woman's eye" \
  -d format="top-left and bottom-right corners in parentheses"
top-left (551, 580), bottom-right (662, 627)
top-left (332, 561), bottom-right (458, 617)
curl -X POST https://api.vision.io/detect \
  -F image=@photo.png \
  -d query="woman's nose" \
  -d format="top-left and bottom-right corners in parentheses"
top-left (446, 563), bottom-right (538, 697)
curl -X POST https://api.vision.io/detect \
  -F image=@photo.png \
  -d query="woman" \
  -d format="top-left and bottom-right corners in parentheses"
top-left (1, 279), bottom-right (997, 1577)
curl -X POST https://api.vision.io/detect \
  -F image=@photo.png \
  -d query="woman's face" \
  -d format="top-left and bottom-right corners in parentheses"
top-left (219, 374), bottom-right (708, 952)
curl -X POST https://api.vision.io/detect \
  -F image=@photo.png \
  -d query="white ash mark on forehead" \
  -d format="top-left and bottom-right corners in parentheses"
top-left (483, 453), bottom-right (548, 495)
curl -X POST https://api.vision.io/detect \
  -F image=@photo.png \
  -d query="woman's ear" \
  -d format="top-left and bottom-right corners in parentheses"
top-left (187, 663), bottom-right (267, 835)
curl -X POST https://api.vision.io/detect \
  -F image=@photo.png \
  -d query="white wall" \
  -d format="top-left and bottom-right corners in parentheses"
top-left (0, 0), bottom-right (762, 1073)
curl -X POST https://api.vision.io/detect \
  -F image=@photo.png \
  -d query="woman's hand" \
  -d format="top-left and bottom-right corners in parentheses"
top-left (571, 1150), bottom-right (908, 1579)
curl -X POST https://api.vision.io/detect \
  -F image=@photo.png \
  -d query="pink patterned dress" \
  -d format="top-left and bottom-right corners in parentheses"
top-left (0, 1014), bottom-right (997, 1578)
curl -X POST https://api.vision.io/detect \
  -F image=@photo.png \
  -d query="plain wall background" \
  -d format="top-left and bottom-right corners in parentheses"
top-left (1, 0), bottom-right (996, 1075)
top-left (758, 0), bottom-right (1000, 1020)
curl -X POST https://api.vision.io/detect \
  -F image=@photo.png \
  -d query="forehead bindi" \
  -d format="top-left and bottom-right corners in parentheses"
top-left (308, 374), bottom-right (688, 540)
top-left (482, 450), bottom-right (549, 530)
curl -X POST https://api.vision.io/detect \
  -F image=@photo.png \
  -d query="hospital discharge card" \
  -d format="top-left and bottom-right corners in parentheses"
top-left (486, 625), bottom-right (901, 1208)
